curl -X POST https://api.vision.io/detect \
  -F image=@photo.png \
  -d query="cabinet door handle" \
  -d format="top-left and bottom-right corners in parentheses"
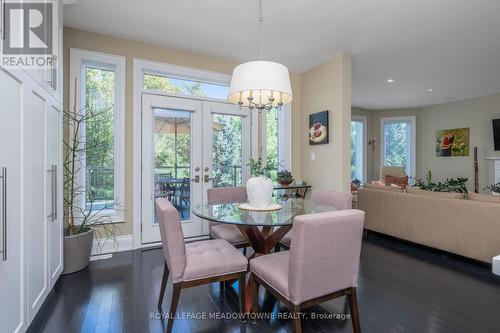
top-left (0, 167), bottom-right (6, 261)
top-left (47, 165), bottom-right (57, 222)
top-left (52, 165), bottom-right (57, 221)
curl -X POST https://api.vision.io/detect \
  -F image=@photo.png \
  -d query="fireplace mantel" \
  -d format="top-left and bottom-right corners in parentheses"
top-left (486, 157), bottom-right (500, 183)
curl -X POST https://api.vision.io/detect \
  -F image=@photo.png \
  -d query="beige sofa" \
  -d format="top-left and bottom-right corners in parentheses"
top-left (358, 186), bottom-right (500, 263)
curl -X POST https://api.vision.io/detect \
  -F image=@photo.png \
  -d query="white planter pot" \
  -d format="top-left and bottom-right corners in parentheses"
top-left (492, 191), bottom-right (500, 196)
top-left (246, 176), bottom-right (273, 208)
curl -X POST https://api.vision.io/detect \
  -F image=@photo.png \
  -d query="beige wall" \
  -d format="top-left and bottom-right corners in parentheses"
top-left (300, 54), bottom-right (352, 192)
top-left (420, 93), bottom-right (500, 191)
top-left (359, 93), bottom-right (500, 191)
top-left (63, 27), bottom-right (302, 236)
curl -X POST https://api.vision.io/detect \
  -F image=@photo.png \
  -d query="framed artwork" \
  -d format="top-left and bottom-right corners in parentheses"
top-left (436, 127), bottom-right (470, 157)
top-left (309, 111), bottom-right (329, 145)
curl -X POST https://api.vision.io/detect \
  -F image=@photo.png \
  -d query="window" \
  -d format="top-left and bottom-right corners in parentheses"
top-left (381, 116), bottom-right (416, 177)
top-left (143, 73), bottom-right (229, 99)
top-left (351, 117), bottom-right (366, 183)
top-left (70, 49), bottom-right (125, 220)
top-left (266, 108), bottom-right (279, 181)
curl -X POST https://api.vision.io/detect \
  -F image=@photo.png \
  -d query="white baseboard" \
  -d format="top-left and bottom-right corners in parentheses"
top-left (494, 255), bottom-right (500, 276)
top-left (91, 235), bottom-right (133, 256)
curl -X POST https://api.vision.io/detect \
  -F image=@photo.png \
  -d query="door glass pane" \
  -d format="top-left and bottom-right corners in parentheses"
top-left (212, 114), bottom-right (242, 188)
top-left (383, 119), bottom-right (412, 176)
top-left (351, 120), bottom-right (364, 182)
top-left (153, 108), bottom-right (191, 221)
top-left (84, 65), bottom-right (116, 211)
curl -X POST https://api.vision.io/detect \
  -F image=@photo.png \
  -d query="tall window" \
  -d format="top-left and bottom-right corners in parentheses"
top-left (70, 49), bottom-right (125, 220)
top-left (381, 116), bottom-right (416, 177)
top-left (351, 117), bottom-right (366, 183)
top-left (266, 108), bottom-right (279, 181)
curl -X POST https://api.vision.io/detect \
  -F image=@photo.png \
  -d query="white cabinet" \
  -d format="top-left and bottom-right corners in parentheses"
top-left (0, 69), bottom-right (25, 333)
top-left (0, 69), bottom-right (63, 331)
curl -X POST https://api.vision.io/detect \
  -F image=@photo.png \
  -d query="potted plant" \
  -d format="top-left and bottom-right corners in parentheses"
top-left (487, 183), bottom-right (500, 196)
top-left (277, 169), bottom-right (294, 186)
top-left (246, 156), bottom-right (276, 208)
top-left (62, 82), bottom-right (119, 274)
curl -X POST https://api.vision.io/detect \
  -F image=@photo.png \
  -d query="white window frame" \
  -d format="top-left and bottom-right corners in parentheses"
top-left (380, 116), bottom-right (416, 178)
top-left (351, 115), bottom-right (367, 183)
top-left (69, 48), bottom-right (126, 222)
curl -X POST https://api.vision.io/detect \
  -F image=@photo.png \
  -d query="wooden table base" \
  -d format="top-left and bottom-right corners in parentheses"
top-left (236, 225), bottom-right (292, 313)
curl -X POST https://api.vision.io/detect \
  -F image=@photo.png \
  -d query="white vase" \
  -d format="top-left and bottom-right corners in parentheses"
top-left (492, 191), bottom-right (500, 196)
top-left (246, 176), bottom-right (273, 208)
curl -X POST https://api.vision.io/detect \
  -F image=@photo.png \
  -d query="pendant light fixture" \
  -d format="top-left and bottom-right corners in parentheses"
top-left (228, 0), bottom-right (293, 112)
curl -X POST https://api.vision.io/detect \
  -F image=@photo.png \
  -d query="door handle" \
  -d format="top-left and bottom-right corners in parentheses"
top-left (0, 167), bottom-right (6, 261)
top-left (204, 175), bottom-right (216, 183)
top-left (191, 175), bottom-right (200, 183)
top-left (47, 165), bottom-right (57, 221)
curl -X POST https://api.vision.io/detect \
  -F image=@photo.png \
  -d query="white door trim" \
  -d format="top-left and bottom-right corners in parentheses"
top-left (351, 115), bottom-right (367, 183)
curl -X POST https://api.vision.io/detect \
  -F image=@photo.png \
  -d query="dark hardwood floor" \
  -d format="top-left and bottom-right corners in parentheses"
top-left (27, 233), bottom-right (500, 333)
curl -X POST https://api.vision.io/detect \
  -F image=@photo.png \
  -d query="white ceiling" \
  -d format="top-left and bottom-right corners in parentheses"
top-left (64, 0), bottom-right (500, 110)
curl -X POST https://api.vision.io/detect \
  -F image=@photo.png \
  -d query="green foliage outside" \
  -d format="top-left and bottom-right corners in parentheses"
top-left (212, 114), bottom-right (243, 187)
top-left (384, 122), bottom-right (409, 175)
top-left (266, 108), bottom-right (279, 182)
top-left (85, 67), bottom-right (115, 205)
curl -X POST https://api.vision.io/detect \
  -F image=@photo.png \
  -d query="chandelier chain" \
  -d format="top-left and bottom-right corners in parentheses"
top-left (259, 0), bottom-right (263, 61)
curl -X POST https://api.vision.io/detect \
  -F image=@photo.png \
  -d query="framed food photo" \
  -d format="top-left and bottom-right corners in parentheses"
top-left (309, 111), bottom-right (329, 145)
top-left (436, 127), bottom-right (470, 157)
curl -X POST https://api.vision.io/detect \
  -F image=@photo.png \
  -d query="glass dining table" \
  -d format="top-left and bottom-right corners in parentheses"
top-left (193, 198), bottom-right (337, 313)
top-left (192, 198), bottom-right (337, 255)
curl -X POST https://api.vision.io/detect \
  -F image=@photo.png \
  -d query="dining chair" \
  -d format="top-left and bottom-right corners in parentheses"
top-left (155, 198), bottom-right (248, 333)
top-left (207, 187), bottom-right (250, 254)
top-left (250, 209), bottom-right (365, 333)
top-left (278, 189), bottom-right (353, 249)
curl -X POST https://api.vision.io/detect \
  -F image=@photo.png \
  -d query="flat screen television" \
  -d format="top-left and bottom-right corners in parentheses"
top-left (494, 119), bottom-right (500, 151)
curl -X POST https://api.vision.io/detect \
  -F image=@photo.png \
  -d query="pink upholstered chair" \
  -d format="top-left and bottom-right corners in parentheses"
top-left (155, 198), bottom-right (248, 333)
top-left (250, 209), bottom-right (365, 333)
top-left (207, 187), bottom-right (249, 252)
top-left (278, 189), bottom-right (353, 249)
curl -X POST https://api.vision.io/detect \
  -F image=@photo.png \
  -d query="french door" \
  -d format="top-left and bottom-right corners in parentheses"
top-left (141, 94), bottom-right (251, 244)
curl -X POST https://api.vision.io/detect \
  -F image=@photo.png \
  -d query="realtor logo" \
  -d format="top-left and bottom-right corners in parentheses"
top-left (2, 2), bottom-right (54, 69)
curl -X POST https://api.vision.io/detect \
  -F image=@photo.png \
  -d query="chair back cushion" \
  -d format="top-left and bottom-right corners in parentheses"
top-left (155, 198), bottom-right (187, 283)
top-left (380, 166), bottom-right (406, 180)
top-left (207, 186), bottom-right (247, 204)
top-left (289, 210), bottom-right (365, 304)
top-left (311, 189), bottom-right (353, 210)
top-left (207, 187), bottom-right (247, 228)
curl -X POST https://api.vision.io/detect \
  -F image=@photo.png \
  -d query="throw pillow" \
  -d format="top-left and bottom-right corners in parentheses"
top-left (385, 175), bottom-right (409, 187)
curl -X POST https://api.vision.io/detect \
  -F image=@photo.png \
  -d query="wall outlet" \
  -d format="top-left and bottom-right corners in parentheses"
top-left (494, 255), bottom-right (500, 276)
top-left (311, 152), bottom-right (315, 161)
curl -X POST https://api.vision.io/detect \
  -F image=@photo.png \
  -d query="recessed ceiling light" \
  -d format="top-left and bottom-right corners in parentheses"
top-left (386, 79), bottom-right (395, 83)
top-left (426, 88), bottom-right (433, 92)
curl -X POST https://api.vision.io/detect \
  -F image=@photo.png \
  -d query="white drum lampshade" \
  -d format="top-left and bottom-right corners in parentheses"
top-left (228, 61), bottom-right (293, 109)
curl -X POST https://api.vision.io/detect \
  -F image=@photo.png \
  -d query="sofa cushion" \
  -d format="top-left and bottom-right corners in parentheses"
top-left (406, 187), bottom-right (465, 199)
top-left (183, 239), bottom-right (248, 281)
top-left (467, 192), bottom-right (500, 204)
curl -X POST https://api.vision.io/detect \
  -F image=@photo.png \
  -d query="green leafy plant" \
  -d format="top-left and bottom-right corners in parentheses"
top-left (277, 169), bottom-right (293, 185)
top-left (248, 156), bottom-right (276, 178)
top-left (487, 183), bottom-right (500, 193)
top-left (414, 175), bottom-right (468, 193)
